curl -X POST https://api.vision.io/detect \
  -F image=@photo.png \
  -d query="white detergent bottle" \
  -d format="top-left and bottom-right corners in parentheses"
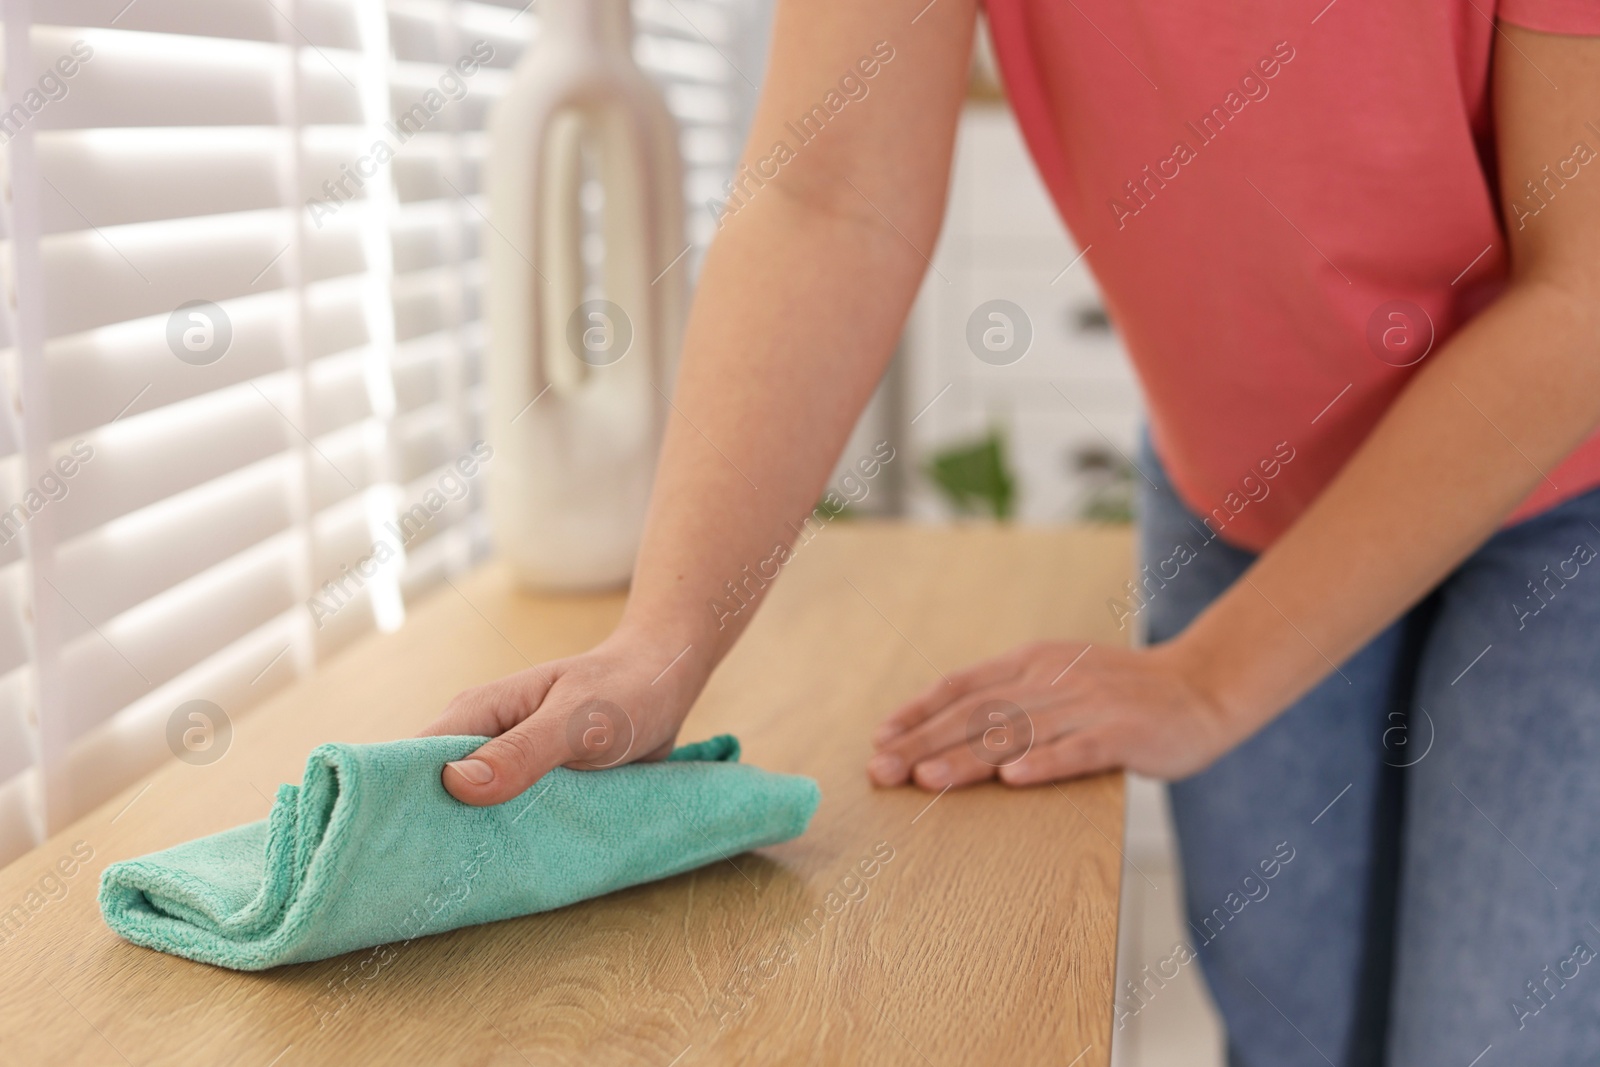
top-left (485, 0), bottom-right (686, 589)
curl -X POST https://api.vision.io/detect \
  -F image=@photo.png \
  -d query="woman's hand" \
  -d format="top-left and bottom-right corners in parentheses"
top-left (418, 629), bottom-right (706, 805)
top-left (867, 640), bottom-right (1246, 791)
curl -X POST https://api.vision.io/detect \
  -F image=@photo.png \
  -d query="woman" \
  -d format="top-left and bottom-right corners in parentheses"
top-left (423, 1), bottom-right (1600, 1061)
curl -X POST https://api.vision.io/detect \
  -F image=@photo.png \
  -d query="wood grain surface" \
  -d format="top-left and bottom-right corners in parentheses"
top-left (0, 524), bottom-right (1132, 1066)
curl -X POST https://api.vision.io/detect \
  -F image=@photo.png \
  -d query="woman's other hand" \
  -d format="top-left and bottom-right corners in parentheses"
top-left (868, 640), bottom-right (1244, 790)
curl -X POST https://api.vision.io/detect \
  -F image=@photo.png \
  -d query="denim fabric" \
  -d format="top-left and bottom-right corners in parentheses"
top-left (1135, 438), bottom-right (1600, 1066)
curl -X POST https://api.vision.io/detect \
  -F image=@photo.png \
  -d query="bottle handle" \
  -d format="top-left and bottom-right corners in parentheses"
top-left (534, 96), bottom-right (652, 399)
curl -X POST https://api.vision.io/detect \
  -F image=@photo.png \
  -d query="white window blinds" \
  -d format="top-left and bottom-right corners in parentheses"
top-left (0, 0), bottom-right (761, 865)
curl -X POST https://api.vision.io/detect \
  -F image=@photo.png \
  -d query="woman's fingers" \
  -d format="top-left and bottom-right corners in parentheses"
top-left (997, 729), bottom-right (1119, 787)
top-left (871, 679), bottom-right (968, 747)
top-left (417, 665), bottom-right (557, 739)
top-left (424, 666), bottom-right (642, 806)
top-left (868, 701), bottom-right (972, 784)
top-left (907, 742), bottom-right (999, 791)
top-left (440, 683), bottom-right (652, 805)
top-left (869, 689), bottom-right (1053, 785)
top-left (864, 700), bottom-right (972, 783)
top-left (419, 634), bottom-right (708, 806)
top-left (872, 653), bottom-right (1026, 746)
top-left (868, 639), bottom-right (1237, 789)
top-left (442, 706), bottom-right (576, 806)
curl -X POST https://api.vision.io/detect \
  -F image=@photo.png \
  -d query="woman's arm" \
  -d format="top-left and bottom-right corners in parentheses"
top-left (872, 24), bottom-right (1600, 790)
top-left (423, 0), bottom-right (979, 804)
top-left (1164, 24), bottom-right (1600, 735)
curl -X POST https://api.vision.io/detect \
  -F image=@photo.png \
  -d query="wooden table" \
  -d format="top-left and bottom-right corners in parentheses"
top-left (0, 524), bottom-right (1132, 1066)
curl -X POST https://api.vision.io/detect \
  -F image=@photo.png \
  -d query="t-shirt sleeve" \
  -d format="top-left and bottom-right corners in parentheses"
top-left (1498, 0), bottom-right (1600, 35)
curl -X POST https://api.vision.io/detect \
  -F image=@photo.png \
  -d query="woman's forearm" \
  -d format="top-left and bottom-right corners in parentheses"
top-left (615, 191), bottom-right (925, 666)
top-left (612, 0), bottom-right (977, 677)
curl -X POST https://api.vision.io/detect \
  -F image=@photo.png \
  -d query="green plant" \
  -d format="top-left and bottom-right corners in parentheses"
top-left (925, 428), bottom-right (1016, 520)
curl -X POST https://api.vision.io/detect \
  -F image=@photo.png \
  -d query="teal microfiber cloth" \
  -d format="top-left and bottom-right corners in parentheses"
top-left (99, 734), bottom-right (819, 971)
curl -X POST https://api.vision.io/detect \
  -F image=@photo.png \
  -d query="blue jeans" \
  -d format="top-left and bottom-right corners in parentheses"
top-left (1136, 440), bottom-right (1600, 1066)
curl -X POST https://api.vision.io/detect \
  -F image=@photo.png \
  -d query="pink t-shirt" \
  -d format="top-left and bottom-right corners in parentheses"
top-left (985, 0), bottom-right (1600, 551)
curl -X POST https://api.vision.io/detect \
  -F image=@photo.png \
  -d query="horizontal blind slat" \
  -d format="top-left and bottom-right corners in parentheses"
top-left (31, 27), bottom-right (361, 130)
top-left (41, 210), bottom-right (368, 339)
top-left (46, 289), bottom-right (295, 437)
top-left (35, 129), bottom-right (394, 235)
top-left (54, 375), bottom-right (374, 540)
top-left (41, 0), bottom-right (360, 49)
top-left (53, 456), bottom-right (295, 636)
top-left (58, 532), bottom-right (300, 737)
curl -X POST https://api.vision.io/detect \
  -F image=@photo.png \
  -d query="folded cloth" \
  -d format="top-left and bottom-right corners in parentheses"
top-left (99, 735), bottom-right (819, 971)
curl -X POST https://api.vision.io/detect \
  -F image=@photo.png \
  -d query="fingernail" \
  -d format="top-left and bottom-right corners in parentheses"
top-left (917, 760), bottom-right (951, 788)
top-left (868, 753), bottom-right (904, 784)
top-left (872, 724), bottom-right (899, 745)
top-left (446, 759), bottom-right (494, 785)
top-left (999, 762), bottom-right (1032, 785)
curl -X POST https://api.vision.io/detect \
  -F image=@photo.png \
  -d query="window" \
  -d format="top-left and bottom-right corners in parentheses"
top-left (0, 0), bottom-right (762, 864)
